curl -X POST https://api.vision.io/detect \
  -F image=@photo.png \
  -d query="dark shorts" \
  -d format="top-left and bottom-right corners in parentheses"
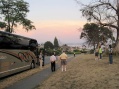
top-left (61, 59), bottom-right (67, 65)
top-left (95, 52), bottom-right (98, 56)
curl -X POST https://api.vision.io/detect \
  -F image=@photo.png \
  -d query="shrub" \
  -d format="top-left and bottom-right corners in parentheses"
top-left (90, 49), bottom-right (94, 54)
top-left (73, 49), bottom-right (80, 52)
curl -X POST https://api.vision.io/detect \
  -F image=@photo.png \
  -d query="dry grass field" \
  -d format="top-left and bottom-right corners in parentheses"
top-left (36, 54), bottom-right (119, 89)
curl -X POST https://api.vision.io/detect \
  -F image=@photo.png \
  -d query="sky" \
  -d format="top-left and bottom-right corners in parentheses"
top-left (16, 0), bottom-right (90, 45)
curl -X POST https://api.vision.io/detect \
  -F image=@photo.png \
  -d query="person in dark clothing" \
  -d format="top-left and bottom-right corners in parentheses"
top-left (74, 52), bottom-right (75, 57)
top-left (42, 49), bottom-right (45, 66)
top-left (109, 45), bottom-right (113, 64)
top-left (99, 46), bottom-right (102, 59)
top-left (42, 54), bottom-right (45, 66)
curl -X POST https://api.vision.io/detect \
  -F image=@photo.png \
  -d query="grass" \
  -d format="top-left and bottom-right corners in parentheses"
top-left (35, 54), bottom-right (119, 89)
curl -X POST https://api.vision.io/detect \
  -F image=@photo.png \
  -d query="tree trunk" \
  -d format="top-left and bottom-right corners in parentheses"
top-left (114, 2), bottom-right (119, 54)
top-left (114, 29), bottom-right (119, 53)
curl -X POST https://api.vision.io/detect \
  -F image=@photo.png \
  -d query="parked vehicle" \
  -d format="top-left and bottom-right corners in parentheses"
top-left (0, 31), bottom-right (39, 78)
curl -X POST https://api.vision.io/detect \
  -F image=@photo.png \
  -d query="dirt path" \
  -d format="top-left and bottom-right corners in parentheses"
top-left (36, 54), bottom-right (119, 89)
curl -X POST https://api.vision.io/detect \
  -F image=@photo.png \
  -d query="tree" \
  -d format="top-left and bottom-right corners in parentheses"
top-left (76, 0), bottom-right (119, 52)
top-left (0, 0), bottom-right (35, 33)
top-left (0, 21), bottom-right (6, 29)
top-left (44, 41), bottom-right (54, 49)
top-left (80, 23), bottom-right (113, 49)
top-left (54, 37), bottom-right (59, 49)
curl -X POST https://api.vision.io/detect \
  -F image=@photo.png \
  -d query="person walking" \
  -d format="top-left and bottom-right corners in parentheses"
top-left (39, 52), bottom-right (43, 69)
top-left (99, 46), bottom-right (102, 59)
top-left (109, 45), bottom-right (113, 64)
top-left (42, 51), bottom-right (45, 66)
top-left (59, 51), bottom-right (68, 72)
top-left (50, 52), bottom-right (56, 72)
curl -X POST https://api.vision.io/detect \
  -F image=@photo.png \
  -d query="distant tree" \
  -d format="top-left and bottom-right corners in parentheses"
top-left (44, 41), bottom-right (54, 49)
top-left (80, 23), bottom-right (113, 49)
top-left (0, 0), bottom-right (35, 33)
top-left (54, 37), bottom-right (59, 49)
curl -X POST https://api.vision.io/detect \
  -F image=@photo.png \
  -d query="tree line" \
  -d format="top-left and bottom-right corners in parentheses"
top-left (43, 37), bottom-right (61, 55)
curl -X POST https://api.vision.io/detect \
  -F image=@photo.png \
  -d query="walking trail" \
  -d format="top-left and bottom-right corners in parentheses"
top-left (4, 55), bottom-right (74, 89)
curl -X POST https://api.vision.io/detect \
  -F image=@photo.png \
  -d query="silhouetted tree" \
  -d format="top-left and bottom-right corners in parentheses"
top-left (44, 41), bottom-right (54, 49)
top-left (76, 0), bottom-right (119, 52)
top-left (0, 0), bottom-right (35, 33)
top-left (54, 37), bottom-right (59, 49)
top-left (80, 23), bottom-right (114, 49)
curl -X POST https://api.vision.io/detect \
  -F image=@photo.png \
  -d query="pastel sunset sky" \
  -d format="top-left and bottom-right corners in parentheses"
top-left (16, 0), bottom-right (91, 45)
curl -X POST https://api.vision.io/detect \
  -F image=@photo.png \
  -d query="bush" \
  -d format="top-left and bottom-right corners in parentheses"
top-left (45, 49), bottom-right (54, 56)
top-left (54, 49), bottom-right (62, 55)
top-left (67, 51), bottom-right (81, 54)
top-left (73, 49), bottom-right (80, 52)
top-left (67, 51), bottom-right (73, 54)
top-left (45, 49), bottom-right (62, 56)
top-left (80, 50), bottom-right (87, 53)
top-left (90, 49), bottom-right (94, 54)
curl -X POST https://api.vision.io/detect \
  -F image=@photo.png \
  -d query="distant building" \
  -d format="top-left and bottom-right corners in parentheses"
top-left (60, 44), bottom-right (70, 52)
top-left (61, 44), bottom-right (81, 52)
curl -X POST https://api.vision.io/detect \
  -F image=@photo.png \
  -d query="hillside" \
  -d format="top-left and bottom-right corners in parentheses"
top-left (36, 54), bottom-right (119, 89)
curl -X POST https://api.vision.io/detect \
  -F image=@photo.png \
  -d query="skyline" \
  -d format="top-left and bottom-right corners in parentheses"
top-left (15, 0), bottom-right (90, 45)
